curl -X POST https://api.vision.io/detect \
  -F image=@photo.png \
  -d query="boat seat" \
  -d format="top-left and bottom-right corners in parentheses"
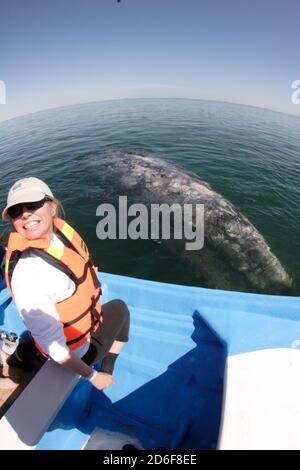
top-left (217, 348), bottom-right (300, 450)
top-left (0, 359), bottom-right (79, 449)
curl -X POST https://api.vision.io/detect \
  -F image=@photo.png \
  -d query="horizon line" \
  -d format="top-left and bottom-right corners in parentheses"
top-left (0, 96), bottom-right (299, 125)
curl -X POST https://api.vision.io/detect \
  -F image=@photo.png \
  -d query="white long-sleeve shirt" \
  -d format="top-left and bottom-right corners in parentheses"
top-left (11, 233), bottom-right (90, 361)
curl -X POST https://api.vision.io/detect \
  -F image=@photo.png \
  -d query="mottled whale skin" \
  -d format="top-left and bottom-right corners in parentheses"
top-left (100, 152), bottom-right (293, 295)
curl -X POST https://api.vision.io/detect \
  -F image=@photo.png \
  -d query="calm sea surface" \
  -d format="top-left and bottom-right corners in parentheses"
top-left (0, 99), bottom-right (299, 293)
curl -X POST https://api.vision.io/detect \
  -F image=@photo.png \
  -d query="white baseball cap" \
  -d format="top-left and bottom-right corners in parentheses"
top-left (2, 177), bottom-right (54, 220)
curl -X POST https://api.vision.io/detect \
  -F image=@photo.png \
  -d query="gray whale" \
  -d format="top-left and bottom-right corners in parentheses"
top-left (98, 152), bottom-right (293, 295)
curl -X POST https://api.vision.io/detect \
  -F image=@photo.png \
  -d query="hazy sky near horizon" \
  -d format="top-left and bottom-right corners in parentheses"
top-left (0, 0), bottom-right (299, 122)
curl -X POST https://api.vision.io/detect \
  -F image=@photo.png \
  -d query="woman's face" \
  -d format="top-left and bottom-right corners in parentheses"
top-left (12, 200), bottom-right (57, 240)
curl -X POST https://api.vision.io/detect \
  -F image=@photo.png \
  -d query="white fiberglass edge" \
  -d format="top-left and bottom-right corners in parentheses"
top-left (0, 359), bottom-right (79, 450)
top-left (218, 348), bottom-right (300, 450)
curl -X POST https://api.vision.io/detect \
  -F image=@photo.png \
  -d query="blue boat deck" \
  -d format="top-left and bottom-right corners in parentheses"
top-left (1, 273), bottom-right (300, 450)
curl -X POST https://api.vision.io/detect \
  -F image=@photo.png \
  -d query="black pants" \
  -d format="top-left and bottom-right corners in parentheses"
top-left (81, 299), bottom-right (130, 365)
top-left (8, 299), bottom-right (130, 370)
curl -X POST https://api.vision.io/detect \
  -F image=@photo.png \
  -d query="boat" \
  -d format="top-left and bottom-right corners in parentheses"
top-left (0, 271), bottom-right (300, 450)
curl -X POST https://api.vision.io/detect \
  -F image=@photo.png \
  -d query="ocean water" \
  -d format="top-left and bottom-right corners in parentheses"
top-left (0, 98), bottom-right (299, 293)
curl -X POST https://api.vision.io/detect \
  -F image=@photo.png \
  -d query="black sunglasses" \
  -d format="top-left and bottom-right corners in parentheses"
top-left (8, 196), bottom-right (52, 220)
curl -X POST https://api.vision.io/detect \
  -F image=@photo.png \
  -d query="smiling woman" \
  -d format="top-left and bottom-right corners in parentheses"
top-left (1, 177), bottom-right (130, 393)
top-left (2, 179), bottom-right (59, 240)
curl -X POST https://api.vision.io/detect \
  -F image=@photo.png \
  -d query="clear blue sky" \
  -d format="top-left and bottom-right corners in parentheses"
top-left (0, 0), bottom-right (299, 121)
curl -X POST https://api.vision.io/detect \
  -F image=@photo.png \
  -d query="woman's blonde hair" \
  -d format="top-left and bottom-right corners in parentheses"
top-left (51, 198), bottom-right (65, 219)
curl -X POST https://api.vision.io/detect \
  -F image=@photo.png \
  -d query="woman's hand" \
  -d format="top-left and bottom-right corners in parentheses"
top-left (90, 371), bottom-right (116, 390)
top-left (57, 350), bottom-right (116, 390)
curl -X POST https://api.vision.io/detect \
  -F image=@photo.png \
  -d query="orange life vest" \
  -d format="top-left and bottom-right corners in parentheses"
top-left (5, 217), bottom-right (102, 355)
